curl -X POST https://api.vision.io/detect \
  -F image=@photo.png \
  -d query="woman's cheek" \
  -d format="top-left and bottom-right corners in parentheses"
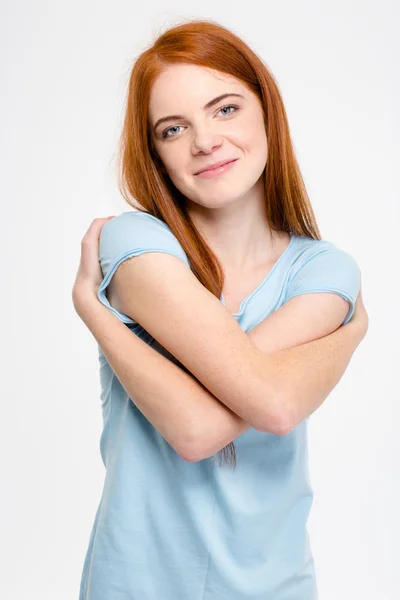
top-left (167, 150), bottom-right (188, 179)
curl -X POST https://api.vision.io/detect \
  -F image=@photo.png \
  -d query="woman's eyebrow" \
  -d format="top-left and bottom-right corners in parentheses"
top-left (152, 92), bottom-right (245, 132)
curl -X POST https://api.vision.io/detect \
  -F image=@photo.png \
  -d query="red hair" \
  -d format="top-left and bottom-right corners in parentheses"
top-left (117, 19), bottom-right (321, 468)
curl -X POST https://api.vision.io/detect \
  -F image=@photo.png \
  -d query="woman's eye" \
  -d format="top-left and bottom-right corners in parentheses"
top-left (217, 104), bottom-right (239, 117)
top-left (161, 125), bottom-right (185, 139)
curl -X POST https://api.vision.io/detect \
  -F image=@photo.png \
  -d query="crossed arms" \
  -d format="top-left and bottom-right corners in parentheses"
top-left (76, 252), bottom-right (366, 462)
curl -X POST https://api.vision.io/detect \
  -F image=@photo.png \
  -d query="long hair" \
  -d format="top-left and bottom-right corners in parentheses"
top-left (116, 18), bottom-right (322, 469)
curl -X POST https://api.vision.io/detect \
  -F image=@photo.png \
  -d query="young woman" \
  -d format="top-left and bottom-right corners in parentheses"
top-left (72, 19), bottom-right (368, 600)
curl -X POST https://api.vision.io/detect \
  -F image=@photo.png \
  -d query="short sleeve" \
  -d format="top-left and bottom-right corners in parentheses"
top-left (284, 241), bottom-right (361, 325)
top-left (97, 210), bottom-right (190, 325)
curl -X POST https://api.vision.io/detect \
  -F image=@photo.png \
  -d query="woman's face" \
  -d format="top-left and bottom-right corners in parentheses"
top-left (149, 63), bottom-right (268, 210)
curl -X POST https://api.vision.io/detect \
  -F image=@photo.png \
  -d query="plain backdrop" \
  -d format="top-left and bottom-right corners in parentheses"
top-left (1, 1), bottom-right (398, 598)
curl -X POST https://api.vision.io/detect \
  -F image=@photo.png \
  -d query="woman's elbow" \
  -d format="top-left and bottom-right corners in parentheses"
top-left (256, 391), bottom-right (294, 436)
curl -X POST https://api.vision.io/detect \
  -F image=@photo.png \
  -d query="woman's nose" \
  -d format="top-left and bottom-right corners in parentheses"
top-left (191, 127), bottom-right (223, 154)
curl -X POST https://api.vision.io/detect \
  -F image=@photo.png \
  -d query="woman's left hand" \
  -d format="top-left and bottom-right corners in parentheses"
top-left (72, 216), bottom-right (115, 313)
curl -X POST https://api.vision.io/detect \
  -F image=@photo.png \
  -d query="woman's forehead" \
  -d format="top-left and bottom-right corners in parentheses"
top-left (149, 65), bottom-right (247, 118)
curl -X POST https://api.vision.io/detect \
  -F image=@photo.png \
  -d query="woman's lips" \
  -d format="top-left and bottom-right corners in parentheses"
top-left (194, 159), bottom-right (238, 179)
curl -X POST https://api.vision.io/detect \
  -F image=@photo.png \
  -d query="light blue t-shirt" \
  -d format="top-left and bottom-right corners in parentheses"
top-left (79, 210), bottom-right (361, 600)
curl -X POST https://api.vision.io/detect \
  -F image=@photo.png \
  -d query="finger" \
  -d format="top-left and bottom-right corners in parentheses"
top-left (82, 216), bottom-right (115, 243)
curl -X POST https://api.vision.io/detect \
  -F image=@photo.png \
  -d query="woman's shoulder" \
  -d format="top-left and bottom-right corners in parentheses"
top-left (106, 209), bottom-right (171, 230)
top-left (99, 209), bottom-right (189, 267)
top-left (288, 233), bottom-right (360, 283)
top-left (100, 209), bottom-right (182, 243)
top-left (291, 233), bottom-right (355, 263)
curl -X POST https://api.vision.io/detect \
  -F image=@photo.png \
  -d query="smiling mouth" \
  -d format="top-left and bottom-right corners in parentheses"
top-left (194, 159), bottom-right (238, 179)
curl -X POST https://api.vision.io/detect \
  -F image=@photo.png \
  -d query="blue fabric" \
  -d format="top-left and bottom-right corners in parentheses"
top-left (80, 210), bottom-right (361, 600)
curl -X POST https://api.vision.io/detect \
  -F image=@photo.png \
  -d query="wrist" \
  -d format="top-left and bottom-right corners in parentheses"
top-left (72, 283), bottom-right (99, 320)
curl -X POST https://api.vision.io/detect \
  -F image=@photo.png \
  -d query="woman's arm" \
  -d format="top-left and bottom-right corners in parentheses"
top-left (74, 292), bottom-right (247, 460)
top-left (73, 284), bottom-right (367, 462)
top-left (251, 305), bottom-right (367, 436)
top-left (73, 216), bottom-right (367, 461)
top-left (104, 252), bottom-right (365, 434)
top-left (244, 290), bottom-right (368, 434)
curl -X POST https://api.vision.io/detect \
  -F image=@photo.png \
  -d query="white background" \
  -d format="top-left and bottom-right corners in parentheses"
top-left (1, 1), bottom-right (398, 598)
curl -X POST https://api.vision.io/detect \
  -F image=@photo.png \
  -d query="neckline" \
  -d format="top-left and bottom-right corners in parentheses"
top-left (221, 233), bottom-right (296, 316)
